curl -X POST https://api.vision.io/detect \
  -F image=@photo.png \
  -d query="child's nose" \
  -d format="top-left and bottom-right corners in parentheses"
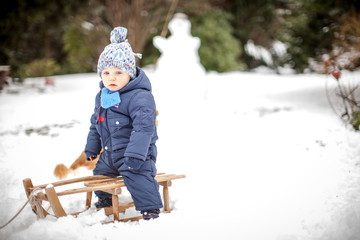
top-left (110, 74), bottom-right (116, 80)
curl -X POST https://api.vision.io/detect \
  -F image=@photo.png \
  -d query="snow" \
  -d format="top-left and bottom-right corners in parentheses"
top-left (1, 15), bottom-right (360, 240)
top-left (245, 40), bottom-right (274, 65)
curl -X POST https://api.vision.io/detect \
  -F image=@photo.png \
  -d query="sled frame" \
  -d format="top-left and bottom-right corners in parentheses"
top-left (23, 173), bottom-right (185, 222)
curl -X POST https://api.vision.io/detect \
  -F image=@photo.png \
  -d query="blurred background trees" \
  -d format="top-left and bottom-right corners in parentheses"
top-left (277, 0), bottom-right (360, 73)
top-left (1, 0), bottom-right (360, 79)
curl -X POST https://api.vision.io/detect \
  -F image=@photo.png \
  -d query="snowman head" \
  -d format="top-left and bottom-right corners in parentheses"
top-left (168, 12), bottom-right (191, 37)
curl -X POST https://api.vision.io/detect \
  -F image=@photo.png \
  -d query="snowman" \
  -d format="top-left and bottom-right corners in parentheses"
top-left (152, 12), bottom-right (206, 101)
top-left (153, 12), bottom-right (205, 75)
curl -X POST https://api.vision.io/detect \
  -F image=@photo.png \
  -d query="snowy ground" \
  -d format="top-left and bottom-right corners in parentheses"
top-left (0, 68), bottom-right (360, 240)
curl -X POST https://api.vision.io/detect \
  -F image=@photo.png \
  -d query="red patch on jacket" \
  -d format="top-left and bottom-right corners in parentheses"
top-left (98, 116), bottom-right (105, 122)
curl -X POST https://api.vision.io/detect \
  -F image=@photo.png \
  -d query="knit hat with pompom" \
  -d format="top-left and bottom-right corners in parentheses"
top-left (97, 27), bottom-right (142, 79)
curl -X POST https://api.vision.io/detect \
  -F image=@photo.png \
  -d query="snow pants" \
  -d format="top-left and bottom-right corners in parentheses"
top-left (93, 151), bottom-right (163, 211)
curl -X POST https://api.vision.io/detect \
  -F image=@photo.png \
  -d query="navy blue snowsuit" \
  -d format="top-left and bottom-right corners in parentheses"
top-left (85, 67), bottom-right (163, 211)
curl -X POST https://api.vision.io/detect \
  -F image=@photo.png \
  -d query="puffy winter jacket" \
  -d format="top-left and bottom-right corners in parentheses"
top-left (85, 67), bottom-right (158, 164)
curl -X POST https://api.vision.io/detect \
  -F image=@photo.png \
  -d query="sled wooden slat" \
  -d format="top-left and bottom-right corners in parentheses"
top-left (45, 186), bottom-right (67, 218)
top-left (104, 202), bottom-right (135, 215)
top-left (160, 181), bottom-right (172, 211)
top-left (82, 173), bottom-right (167, 186)
top-left (23, 178), bottom-right (49, 217)
top-left (86, 191), bottom-right (92, 209)
top-left (56, 184), bottom-right (124, 196)
top-left (23, 173), bottom-right (185, 223)
top-left (103, 210), bottom-right (170, 224)
top-left (29, 175), bottom-right (109, 190)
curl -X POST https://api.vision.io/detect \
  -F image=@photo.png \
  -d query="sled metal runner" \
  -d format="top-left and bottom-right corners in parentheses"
top-left (22, 173), bottom-right (185, 222)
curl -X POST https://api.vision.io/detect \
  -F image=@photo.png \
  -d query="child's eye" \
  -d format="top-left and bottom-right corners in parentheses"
top-left (103, 71), bottom-right (109, 75)
top-left (116, 71), bottom-right (122, 74)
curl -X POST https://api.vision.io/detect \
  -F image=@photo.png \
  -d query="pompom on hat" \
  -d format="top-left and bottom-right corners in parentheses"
top-left (97, 27), bottom-right (142, 79)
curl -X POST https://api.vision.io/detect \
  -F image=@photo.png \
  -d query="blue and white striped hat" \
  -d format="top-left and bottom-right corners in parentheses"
top-left (97, 27), bottom-right (142, 79)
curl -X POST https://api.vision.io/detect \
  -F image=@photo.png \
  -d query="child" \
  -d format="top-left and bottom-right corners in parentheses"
top-left (85, 27), bottom-right (162, 220)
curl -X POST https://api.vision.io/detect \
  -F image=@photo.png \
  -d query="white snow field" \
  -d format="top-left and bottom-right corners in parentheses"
top-left (1, 14), bottom-right (360, 240)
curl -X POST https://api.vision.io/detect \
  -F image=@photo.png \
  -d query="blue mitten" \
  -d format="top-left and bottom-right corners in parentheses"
top-left (124, 157), bottom-right (144, 170)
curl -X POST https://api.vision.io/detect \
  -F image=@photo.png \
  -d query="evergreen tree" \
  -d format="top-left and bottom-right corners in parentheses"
top-left (228, 0), bottom-right (280, 69)
top-left (191, 9), bottom-right (244, 72)
top-left (278, 0), bottom-right (360, 72)
top-left (0, 0), bottom-right (88, 77)
top-left (62, 15), bottom-right (110, 73)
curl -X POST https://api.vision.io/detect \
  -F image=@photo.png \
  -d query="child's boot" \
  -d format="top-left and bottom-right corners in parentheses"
top-left (94, 197), bottom-right (112, 208)
top-left (141, 209), bottom-right (160, 220)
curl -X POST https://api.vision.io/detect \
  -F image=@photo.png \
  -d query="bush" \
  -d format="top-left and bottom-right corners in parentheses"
top-left (21, 58), bottom-right (60, 78)
top-left (190, 10), bottom-right (245, 72)
top-left (62, 16), bottom-right (110, 73)
top-left (63, 17), bottom-right (93, 73)
top-left (351, 111), bottom-right (360, 131)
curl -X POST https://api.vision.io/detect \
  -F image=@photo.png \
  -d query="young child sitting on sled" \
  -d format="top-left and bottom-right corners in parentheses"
top-left (85, 27), bottom-right (162, 220)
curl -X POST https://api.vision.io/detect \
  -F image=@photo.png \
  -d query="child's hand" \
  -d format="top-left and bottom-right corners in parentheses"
top-left (88, 155), bottom-right (96, 161)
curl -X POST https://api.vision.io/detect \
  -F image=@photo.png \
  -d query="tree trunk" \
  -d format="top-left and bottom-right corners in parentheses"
top-left (104, 0), bottom-right (172, 53)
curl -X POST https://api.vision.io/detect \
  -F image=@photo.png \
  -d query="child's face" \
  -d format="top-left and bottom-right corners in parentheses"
top-left (101, 67), bottom-right (131, 92)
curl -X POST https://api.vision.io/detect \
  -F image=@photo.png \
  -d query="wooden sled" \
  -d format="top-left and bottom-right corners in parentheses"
top-left (23, 173), bottom-right (185, 222)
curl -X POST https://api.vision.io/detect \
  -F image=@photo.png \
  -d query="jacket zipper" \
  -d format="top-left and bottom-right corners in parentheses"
top-left (105, 108), bottom-right (117, 168)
